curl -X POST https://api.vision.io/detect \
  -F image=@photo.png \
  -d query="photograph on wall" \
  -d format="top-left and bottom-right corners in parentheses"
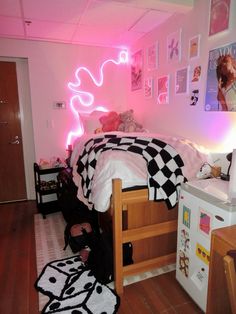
top-left (175, 67), bottom-right (189, 95)
top-left (147, 43), bottom-right (158, 70)
top-left (191, 65), bottom-right (201, 83)
top-left (189, 65), bottom-right (201, 106)
top-left (209, 0), bottom-right (231, 36)
top-left (144, 77), bottom-right (153, 98)
top-left (189, 89), bottom-right (199, 106)
top-left (189, 35), bottom-right (200, 59)
top-left (167, 29), bottom-right (181, 63)
top-left (205, 42), bottom-right (236, 111)
top-left (131, 50), bottom-right (143, 91)
top-left (157, 75), bottom-right (170, 104)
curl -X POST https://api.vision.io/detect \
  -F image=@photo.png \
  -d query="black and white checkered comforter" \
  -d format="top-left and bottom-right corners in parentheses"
top-left (76, 134), bottom-right (186, 209)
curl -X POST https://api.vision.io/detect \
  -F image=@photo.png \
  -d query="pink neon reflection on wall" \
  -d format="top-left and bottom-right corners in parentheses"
top-left (66, 50), bottom-right (128, 146)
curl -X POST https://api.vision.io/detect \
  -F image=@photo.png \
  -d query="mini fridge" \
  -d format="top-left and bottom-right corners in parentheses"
top-left (176, 178), bottom-right (236, 312)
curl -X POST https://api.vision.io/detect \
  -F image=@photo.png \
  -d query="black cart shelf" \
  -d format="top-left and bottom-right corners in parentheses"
top-left (34, 162), bottom-right (64, 217)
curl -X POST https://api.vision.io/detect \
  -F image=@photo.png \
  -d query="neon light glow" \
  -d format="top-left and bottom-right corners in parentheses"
top-left (67, 50), bottom-right (128, 146)
top-left (222, 123), bottom-right (236, 152)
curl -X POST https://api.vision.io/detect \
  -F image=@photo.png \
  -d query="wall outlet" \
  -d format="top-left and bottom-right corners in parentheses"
top-left (53, 101), bottom-right (66, 109)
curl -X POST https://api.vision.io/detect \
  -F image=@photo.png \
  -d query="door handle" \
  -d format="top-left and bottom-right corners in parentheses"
top-left (9, 136), bottom-right (20, 145)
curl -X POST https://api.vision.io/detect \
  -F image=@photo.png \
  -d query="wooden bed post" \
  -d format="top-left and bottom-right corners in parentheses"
top-left (111, 178), bottom-right (178, 296)
top-left (112, 178), bottom-right (124, 295)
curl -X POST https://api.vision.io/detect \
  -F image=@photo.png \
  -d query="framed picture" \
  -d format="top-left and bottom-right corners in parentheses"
top-left (209, 0), bottom-right (231, 36)
top-left (157, 75), bottom-right (170, 104)
top-left (147, 43), bottom-right (158, 70)
top-left (175, 67), bottom-right (189, 95)
top-left (190, 65), bottom-right (201, 83)
top-left (144, 77), bottom-right (153, 98)
top-left (189, 35), bottom-right (200, 59)
top-left (167, 29), bottom-right (181, 63)
top-left (131, 50), bottom-right (143, 91)
top-left (205, 42), bottom-right (236, 111)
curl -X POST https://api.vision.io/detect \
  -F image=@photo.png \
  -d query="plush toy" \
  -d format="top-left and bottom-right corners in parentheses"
top-left (99, 111), bottom-right (121, 132)
top-left (118, 109), bottom-right (144, 133)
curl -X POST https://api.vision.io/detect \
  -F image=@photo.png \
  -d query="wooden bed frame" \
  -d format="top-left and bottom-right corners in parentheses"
top-left (111, 178), bottom-right (178, 295)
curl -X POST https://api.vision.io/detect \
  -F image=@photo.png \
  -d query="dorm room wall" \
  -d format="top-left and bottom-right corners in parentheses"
top-left (0, 39), bottom-right (129, 199)
top-left (0, 39), bottom-right (129, 162)
top-left (128, 0), bottom-right (236, 153)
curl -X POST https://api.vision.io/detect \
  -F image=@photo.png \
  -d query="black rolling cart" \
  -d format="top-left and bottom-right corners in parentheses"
top-left (33, 162), bottom-right (64, 218)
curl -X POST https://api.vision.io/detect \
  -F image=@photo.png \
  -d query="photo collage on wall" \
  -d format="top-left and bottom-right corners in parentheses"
top-left (206, 0), bottom-right (234, 111)
top-left (133, 26), bottom-right (201, 106)
top-left (131, 0), bottom-right (232, 111)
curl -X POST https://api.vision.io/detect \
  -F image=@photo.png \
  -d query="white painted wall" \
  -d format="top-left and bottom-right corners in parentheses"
top-left (0, 39), bottom-right (129, 199)
top-left (0, 39), bottom-right (129, 162)
top-left (128, 0), bottom-right (236, 153)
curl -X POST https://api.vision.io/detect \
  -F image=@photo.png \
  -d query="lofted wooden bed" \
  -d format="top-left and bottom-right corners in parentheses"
top-left (71, 132), bottom-right (209, 295)
top-left (111, 178), bottom-right (178, 295)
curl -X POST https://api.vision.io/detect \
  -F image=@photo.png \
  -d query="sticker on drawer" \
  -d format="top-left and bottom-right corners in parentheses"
top-left (182, 205), bottom-right (191, 228)
top-left (198, 208), bottom-right (212, 237)
top-left (178, 249), bottom-right (189, 278)
top-left (196, 243), bottom-right (210, 265)
top-left (191, 266), bottom-right (208, 290)
top-left (180, 229), bottom-right (190, 252)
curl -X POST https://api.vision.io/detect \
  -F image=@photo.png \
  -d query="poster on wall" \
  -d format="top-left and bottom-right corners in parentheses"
top-left (189, 35), bottom-right (200, 59)
top-left (189, 65), bottom-right (201, 106)
top-left (175, 67), bottom-right (189, 95)
top-left (190, 65), bottom-right (201, 83)
top-left (205, 42), bottom-right (236, 111)
top-left (209, 0), bottom-right (231, 36)
top-left (157, 75), bottom-right (170, 104)
top-left (131, 50), bottom-right (143, 91)
top-left (147, 43), bottom-right (158, 70)
top-left (144, 78), bottom-right (153, 98)
top-left (167, 29), bottom-right (181, 63)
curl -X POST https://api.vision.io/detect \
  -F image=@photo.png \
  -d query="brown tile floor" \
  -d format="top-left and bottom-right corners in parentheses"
top-left (0, 201), bottom-right (203, 314)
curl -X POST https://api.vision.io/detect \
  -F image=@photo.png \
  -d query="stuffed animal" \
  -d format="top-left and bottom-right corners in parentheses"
top-left (99, 111), bottom-right (121, 132)
top-left (118, 109), bottom-right (144, 133)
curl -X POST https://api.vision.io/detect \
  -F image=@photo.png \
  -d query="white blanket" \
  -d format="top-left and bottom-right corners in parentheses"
top-left (71, 132), bottom-right (209, 212)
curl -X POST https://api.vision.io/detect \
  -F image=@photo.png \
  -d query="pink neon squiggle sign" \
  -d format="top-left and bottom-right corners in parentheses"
top-left (67, 50), bottom-right (128, 146)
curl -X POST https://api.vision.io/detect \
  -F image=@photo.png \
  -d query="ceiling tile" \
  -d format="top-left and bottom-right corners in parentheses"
top-left (80, 1), bottom-right (146, 30)
top-left (0, 0), bottom-right (22, 17)
top-left (0, 0), bottom-right (193, 47)
top-left (25, 20), bottom-right (76, 42)
top-left (131, 10), bottom-right (172, 32)
top-left (22, 0), bottom-right (88, 23)
top-left (0, 16), bottom-right (24, 37)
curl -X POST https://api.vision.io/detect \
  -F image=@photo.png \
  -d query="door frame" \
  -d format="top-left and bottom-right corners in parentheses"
top-left (0, 57), bottom-right (36, 200)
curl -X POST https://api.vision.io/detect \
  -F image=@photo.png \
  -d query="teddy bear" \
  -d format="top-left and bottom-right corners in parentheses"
top-left (118, 109), bottom-right (144, 133)
top-left (99, 111), bottom-right (121, 132)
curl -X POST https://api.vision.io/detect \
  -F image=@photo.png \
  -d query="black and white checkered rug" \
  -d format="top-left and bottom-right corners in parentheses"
top-left (35, 255), bottom-right (120, 314)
